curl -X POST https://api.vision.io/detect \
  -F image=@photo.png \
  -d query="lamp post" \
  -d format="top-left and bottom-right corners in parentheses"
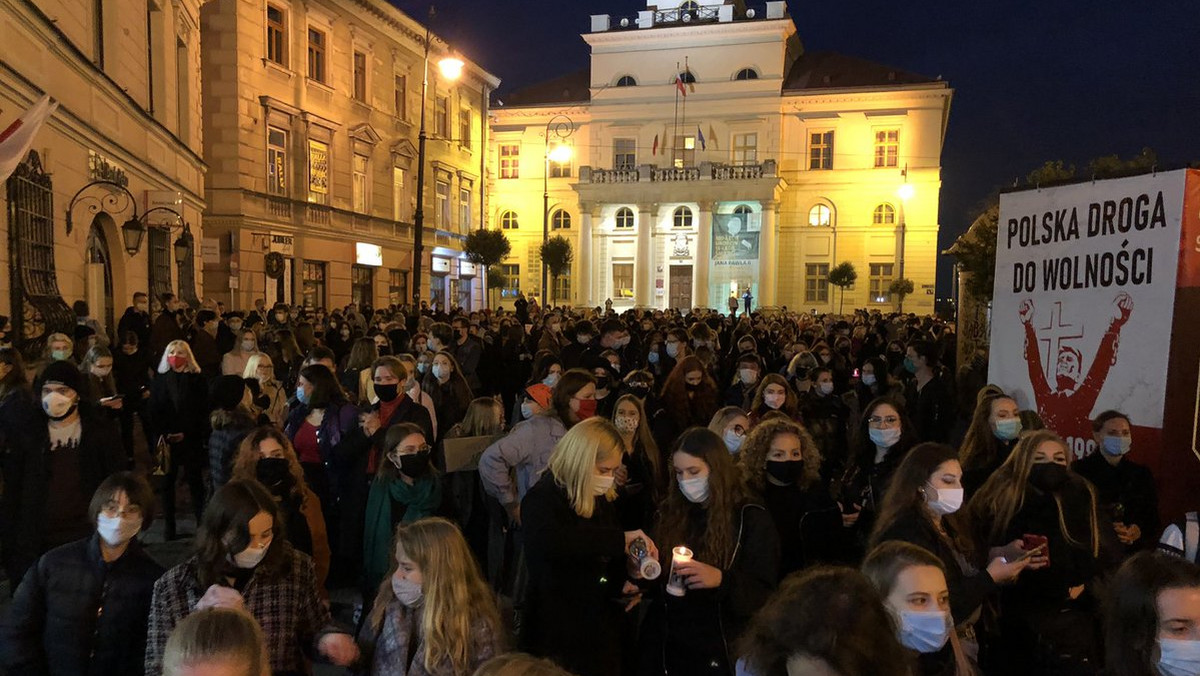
top-left (896, 163), bottom-right (914, 283)
top-left (541, 114), bottom-right (575, 303)
top-left (411, 6), bottom-right (464, 310)
top-left (64, 179), bottom-right (191, 259)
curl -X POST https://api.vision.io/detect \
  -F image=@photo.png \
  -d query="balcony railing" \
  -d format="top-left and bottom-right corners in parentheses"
top-left (654, 6), bottom-right (719, 25)
top-left (238, 190), bottom-right (416, 241)
top-left (580, 160), bottom-right (777, 184)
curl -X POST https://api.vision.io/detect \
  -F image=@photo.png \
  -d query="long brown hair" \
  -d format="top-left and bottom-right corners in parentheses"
top-left (738, 418), bottom-right (821, 494)
top-left (655, 427), bottom-right (749, 568)
top-left (230, 426), bottom-right (308, 503)
top-left (959, 392), bottom-right (1017, 472)
top-left (660, 356), bottom-right (718, 429)
top-left (451, 397), bottom-right (505, 438)
top-left (868, 443), bottom-right (971, 554)
top-left (612, 393), bottom-right (661, 488)
top-left (748, 373), bottom-right (800, 419)
top-left (195, 480), bottom-right (286, 589)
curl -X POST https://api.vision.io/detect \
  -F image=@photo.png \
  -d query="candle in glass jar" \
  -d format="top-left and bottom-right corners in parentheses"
top-left (666, 546), bottom-right (693, 597)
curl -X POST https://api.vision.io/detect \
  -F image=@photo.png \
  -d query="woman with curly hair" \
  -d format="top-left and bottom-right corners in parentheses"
top-left (738, 418), bottom-right (852, 573)
top-left (651, 355), bottom-right (719, 452)
top-left (639, 427), bottom-right (780, 675)
top-left (746, 373), bottom-right (802, 427)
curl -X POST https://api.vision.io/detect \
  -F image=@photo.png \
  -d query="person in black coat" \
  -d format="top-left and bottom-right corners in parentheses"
top-left (147, 340), bottom-right (211, 540)
top-left (112, 331), bottom-right (154, 461)
top-left (903, 341), bottom-right (954, 443)
top-left (116, 293), bottom-right (152, 350)
top-left (521, 418), bottom-right (657, 676)
top-left (0, 473), bottom-right (164, 675)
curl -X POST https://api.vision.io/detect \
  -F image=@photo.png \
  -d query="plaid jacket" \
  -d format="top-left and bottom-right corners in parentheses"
top-left (144, 544), bottom-right (343, 675)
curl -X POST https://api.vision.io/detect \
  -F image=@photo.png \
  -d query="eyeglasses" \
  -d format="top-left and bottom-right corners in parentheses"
top-left (100, 502), bottom-right (143, 519)
top-left (868, 415), bottom-right (900, 427)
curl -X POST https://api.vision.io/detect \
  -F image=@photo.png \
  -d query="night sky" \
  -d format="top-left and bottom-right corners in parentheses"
top-left (390, 0), bottom-right (1199, 295)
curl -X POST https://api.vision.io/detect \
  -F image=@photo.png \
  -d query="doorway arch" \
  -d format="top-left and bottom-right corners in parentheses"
top-left (86, 215), bottom-right (115, 341)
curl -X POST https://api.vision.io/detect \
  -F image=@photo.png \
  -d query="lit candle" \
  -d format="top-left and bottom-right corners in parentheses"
top-left (666, 546), bottom-right (693, 597)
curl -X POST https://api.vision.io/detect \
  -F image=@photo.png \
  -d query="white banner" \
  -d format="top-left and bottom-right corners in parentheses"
top-left (989, 171), bottom-right (1187, 451)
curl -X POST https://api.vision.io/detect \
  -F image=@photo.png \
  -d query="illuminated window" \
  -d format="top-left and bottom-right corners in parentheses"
top-left (307, 139), bottom-right (329, 203)
top-left (500, 144), bottom-right (519, 179)
top-left (266, 126), bottom-right (288, 195)
top-left (352, 153), bottom-right (369, 212)
top-left (870, 263), bottom-right (895, 302)
top-left (874, 129), bottom-right (899, 168)
top-left (672, 135), bottom-right (695, 168)
top-left (873, 203), bottom-right (896, 225)
top-left (808, 204), bottom-right (832, 227)
top-left (612, 263), bottom-right (634, 298)
top-left (392, 167), bottom-right (406, 221)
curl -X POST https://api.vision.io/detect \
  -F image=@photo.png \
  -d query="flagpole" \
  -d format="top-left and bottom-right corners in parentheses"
top-left (682, 56), bottom-right (688, 157)
top-left (672, 61), bottom-right (680, 167)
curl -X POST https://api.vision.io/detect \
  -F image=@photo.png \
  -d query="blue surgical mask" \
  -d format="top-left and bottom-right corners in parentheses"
top-left (51, 349), bottom-right (71, 361)
top-left (295, 386), bottom-right (309, 405)
top-left (994, 418), bottom-right (1022, 441)
top-left (869, 427), bottom-right (902, 448)
top-left (679, 476), bottom-right (710, 503)
top-left (903, 357), bottom-right (917, 374)
top-left (898, 610), bottom-right (951, 653)
top-left (1101, 435), bottom-right (1132, 456)
top-left (1159, 638), bottom-right (1200, 676)
top-left (647, 351), bottom-right (660, 365)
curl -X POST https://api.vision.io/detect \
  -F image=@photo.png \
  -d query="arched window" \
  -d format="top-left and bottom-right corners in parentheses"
top-left (616, 75), bottom-right (637, 87)
top-left (733, 204), bottom-right (753, 216)
top-left (678, 70), bottom-right (696, 84)
top-left (500, 210), bottom-right (519, 229)
top-left (615, 207), bottom-right (635, 229)
top-left (552, 209), bottom-right (572, 229)
top-left (734, 68), bottom-right (759, 81)
top-left (673, 206), bottom-right (694, 228)
top-left (808, 204), bottom-right (832, 227)
top-left (680, 1), bottom-right (699, 10)
top-left (873, 203), bottom-right (896, 225)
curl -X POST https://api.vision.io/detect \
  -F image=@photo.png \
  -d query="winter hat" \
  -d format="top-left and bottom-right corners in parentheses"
top-left (524, 383), bottom-right (552, 410)
top-left (209, 375), bottom-right (247, 411)
top-left (37, 360), bottom-right (83, 394)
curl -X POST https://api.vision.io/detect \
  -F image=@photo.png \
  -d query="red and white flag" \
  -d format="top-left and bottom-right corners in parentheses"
top-left (0, 94), bottom-right (58, 183)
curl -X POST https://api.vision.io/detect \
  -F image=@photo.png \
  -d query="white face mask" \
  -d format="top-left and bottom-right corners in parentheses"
top-left (738, 368), bottom-right (758, 386)
top-left (926, 486), bottom-right (964, 515)
top-left (613, 414), bottom-right (639, 434)
top-left (869, 426), bottom-right (902, 448)
top-left (679, 476), bottom-right (710, 503)
top-left (96, 514), bottom-right (143, 547)
top-left (1159, 638), bottom-right (1200, 676)
top-left (391, 574), bottom-right (424, 608)
top-left (92, 366), bottom-right (113, 378)
top-left (42, 391), bottom-right (75, 419)
top-left (593, 474), bottom-right (615, 496)
top-left (431, 365), bottom-right (447, 380)
top-left (898, 609), bottom-right (951, 653)
top-left (818, 381), bottom-right (835, 396)
top-left (232, 540), bottom-right (271, 569)
top-left (764, 393), bottom-right (786, 410)
top-left (520, 402), bottom-right (536, 419)
top-left (665, 343), bottom-right (680, 359)
top-left (723, 429), bottom-right (744, 454)
top-left (241, 341), bottom-right (257, 352)
top-left (861, 373), bottom-right (877, 387)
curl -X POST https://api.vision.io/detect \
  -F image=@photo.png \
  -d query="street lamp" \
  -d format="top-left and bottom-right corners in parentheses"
top-left (542, 114), bottom-right (575, 303)
top-left (411, 7), bottom-right (463, 309)
top-left (896, 163), bottom-right (913, 282)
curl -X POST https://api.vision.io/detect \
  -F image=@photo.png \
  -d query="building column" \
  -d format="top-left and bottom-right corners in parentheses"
top-left (578, 202), bottom-right (594, 307)
top-left (636, 203), bottom-right (655, 308)
top-left (759, 201), bottom-right (779, 308)
top-left (695, 202), bottom-right (713, 309)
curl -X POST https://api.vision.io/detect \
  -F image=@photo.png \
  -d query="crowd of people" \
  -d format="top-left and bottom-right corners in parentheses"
top-left (0, 291), bottom-right (1195, 676)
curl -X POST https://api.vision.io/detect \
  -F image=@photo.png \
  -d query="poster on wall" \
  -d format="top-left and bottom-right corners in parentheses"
top-left (712, 213), bottom-right (760, 261)
top-left (988, 171), bottom-right (1187, 458)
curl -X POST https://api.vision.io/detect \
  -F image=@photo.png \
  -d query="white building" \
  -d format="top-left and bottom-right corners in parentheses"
top-left (488, 0), bottom-right (951, 313)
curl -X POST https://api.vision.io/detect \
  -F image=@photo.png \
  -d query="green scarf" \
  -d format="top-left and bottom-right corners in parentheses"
top-left (364, 473), bottom-right (442, 592)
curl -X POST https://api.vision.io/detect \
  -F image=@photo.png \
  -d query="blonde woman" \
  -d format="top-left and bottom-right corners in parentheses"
top-left (222, 328), bottom-right (260, 376)
top-left (243, 353), bottom-right (288, 427)
top-left (162, 607), bottom-right (269, 676)
top-left (356, 517), bottom-right (503, 675)
top-left (520, 417), bottom-right (659, 676)
top-left (708, 406), bottom-right (750, 455)
top-left (41, 332), bottom-right (75, 364)
top-left (148, 339), bottom-right (208, 540)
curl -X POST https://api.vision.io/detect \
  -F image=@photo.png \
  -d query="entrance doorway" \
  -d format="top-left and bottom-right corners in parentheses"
top-left (669, 265), bottom-right (693, 310)
top-left (86, 218), bottom-right (115, 340)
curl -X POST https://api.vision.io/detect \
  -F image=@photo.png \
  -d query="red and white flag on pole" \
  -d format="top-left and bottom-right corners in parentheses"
top-left (0, 94), bottom-right (58, 183)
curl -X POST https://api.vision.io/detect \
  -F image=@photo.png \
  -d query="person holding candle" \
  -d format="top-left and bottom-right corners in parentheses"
top-left (520, 417), bottom-right (658, 676)
top-left (639, 427), bottom-right (780, 675)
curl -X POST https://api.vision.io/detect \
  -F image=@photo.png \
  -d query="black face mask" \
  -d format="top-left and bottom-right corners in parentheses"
top-left (398, 450), bottom-right (432, 478)
top-left (256, 458), bottom-right (293, 492)
top-left (628, 384), bottom-right (651, 399)
top-left (595, 376), bottom-right (611, 390)
top-left (685, 382), bottom-right (700, 392)
top-left (1029, 462), bottom-right (1070, 493)
top-left (374, 383), bottom-right (400, 402)
top-left (766, 460), bottom-right (805, 485)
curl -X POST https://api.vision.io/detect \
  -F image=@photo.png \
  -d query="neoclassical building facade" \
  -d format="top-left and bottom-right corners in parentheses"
top-left (488, 0), bottom-right (951, 313)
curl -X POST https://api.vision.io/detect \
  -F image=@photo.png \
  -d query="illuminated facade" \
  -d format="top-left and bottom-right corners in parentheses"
top-left (488, 0), bottom-right (951, 313)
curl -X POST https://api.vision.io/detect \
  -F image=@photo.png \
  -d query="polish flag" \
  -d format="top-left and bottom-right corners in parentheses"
top-left (0, 95), bottom-right (58, 183)
top-left (675, 74), bottom-right (688, 97)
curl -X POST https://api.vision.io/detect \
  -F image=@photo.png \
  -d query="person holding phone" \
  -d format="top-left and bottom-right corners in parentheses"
top-left (966, 430), bottom-right (1102, 675)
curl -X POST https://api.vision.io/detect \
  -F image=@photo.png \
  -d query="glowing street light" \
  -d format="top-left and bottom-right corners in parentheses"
top-left (438, 55), bottom-right (465, 80)
top-left (548, 144), bottom-right (573, 165)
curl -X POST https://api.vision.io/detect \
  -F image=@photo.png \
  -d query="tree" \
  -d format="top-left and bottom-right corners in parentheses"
top-left (889, 278), bottom-right (915, 312)
top-left (827, 261), bottom-right (857, 314)
top-left (486, 266), bottom-right (508, 289)
top-left (464, 228), bottom-right (511, 308)
top-left (540, 235), bottom-right (574, 307)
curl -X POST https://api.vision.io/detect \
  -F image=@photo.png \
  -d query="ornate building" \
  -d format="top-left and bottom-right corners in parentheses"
top-left (199, 0), bottom-right (499, 312)
top-left (488, 0), bottom-right (951, 313)
top-left (0, 0), bottom-right (205, 351)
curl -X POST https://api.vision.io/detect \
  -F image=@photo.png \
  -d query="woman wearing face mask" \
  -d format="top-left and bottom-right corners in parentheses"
top-left (521, 417), bottom-right (658, 676)
top-left (230, 426), bottom-right (330, 593)
top-left (537, 312), bottom-right (569, 356)
top-left (659, 329), bottom-right (690, 378)
top-left (708, 406), bottom-right (750, 456)
top-left (747, 373), bottom-right (802, 427)
top-left (799, 366), bottom-right (851, 469)
top-left (40, 332), bottom-right (75, 366)
top-left (738, 419), bottom-right (852, 574)
top-left (242, 353), bottom-right (288, 427)
top-left (652, 356), bottom-right (719, 454)
top-left (80, 345), bottom-right (124, 419)
top-left (362, 424), bottom-right (443, 608)
top-left (222, 328), bottom-right (260, 376)
top-left (610, 394), bottom-right (661, 531)
top-left (396, 353), bottom-right (439, 439)
top-left (1105, 551), bottom-right (1200, 676)
top-left (638, 427), bottom-right (779, 675)
top-left (528, 351), bottom-right (564, 391)
top-left (357, 517), bottom-right (504, 675)
top-left (871, 443), bottom-right (1031, 663)
top-left (269, 329), bottom-right (305, 393)
top-left (960, 392), bottom-right (1023, 496)
top-left (850, 356), bottom-right (905, 422)
top-left (0, 473), bottom-right (162, 676)
top-left (966, 430), bottom-right (1102, 675)
top-left (149, 339), bottom-right (210, 540)
top-left (515, 383), bottom-right (553, 426)
top-left (421, 351), bottom-right (473, 442)
top-left (862, 541), bottom-right (971, 676)
top-left (785, 350), bottom-right (819, 396)
top-left (839, 397), bottom-right (919, 518)
top-left (145, 480), bottom-right (358, 675)
top-left (110, 331), bottom-right (154, 458)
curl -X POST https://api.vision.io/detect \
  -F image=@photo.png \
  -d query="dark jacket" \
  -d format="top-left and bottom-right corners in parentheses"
top-left (521, 471), bottom-right (627, 676)
top-left (762, 480), bottom-right (850, 573)
top-left (188, 329), bottom-right (221, 380)
top-left (799, 391), bottom-right (852, 472)
top-left (148, 312), bottom-right (184, 363)
top-left (111, 348), bottom-right (152, 402)
top-left (116, 307), bottom-right (151, 349)
top-left (208, 408), bottom-right (257, 488)
top-left (1073, 452), bottom-right (1159, 559)
top-left (452, 337), bottom-right (484, 392)
top-left (147, 370), bottom-right (210, 446)
top-left (0, 534), bottom-right (164, 676)
top-left (906, 376), bottom-right (954, 443)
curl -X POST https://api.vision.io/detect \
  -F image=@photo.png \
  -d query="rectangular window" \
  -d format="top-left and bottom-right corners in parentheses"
top-left (266, 4), bottom-right (287, 66)
top-left (389, 269), bottom-right (408, 305)
top-left (500, 263), bottom-right (520, 298)
top-left (307, 27), bottom-right (326, 82)
top-left (301, 261), bottom-right (326, 308)
top-left (805, 263), bottom-right (830, 303)
top-left (435, 96), bottom-right (449, 137)
top-left (267, 126), bottom-right (288, 195)
top-left (392, 167), bottom-right (406, 221)
top-left (500, 144), bottom-right (520, 179)
top-left (612, 263), bottom-right (634, 299)
top-left (435, 180), bottom-right (450, 228)
top-left (553, 263), bottom-right (571, 303)
top-left (352, 153), bottom-right (369, 212)
top-left (613, 138), bottom-right (636, 170)
top-left (307, 139), bottom-right (329, 203)
top-left (732, 133), bottom-right (757, 166)
top-left (550, 152), bottom-right (571, 178)
top-left (809, 131), bottom-right (834, 170)
top-left (672, 135), bottom-right (695, 169)
top-left (351, 264), bottom-right (374, 307)
top-left (353, 51), bottom-right (367, 101)
top-left (459, 186), bottom-right (472, 231)
top-left (869, 263), bottom-right (895, 302)
top-left (393, 75), bottom-right (407, 118)
top-left (874, 129), bottom-right (899, 168)
top-left (459, 108), bottom-right (471, 147)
